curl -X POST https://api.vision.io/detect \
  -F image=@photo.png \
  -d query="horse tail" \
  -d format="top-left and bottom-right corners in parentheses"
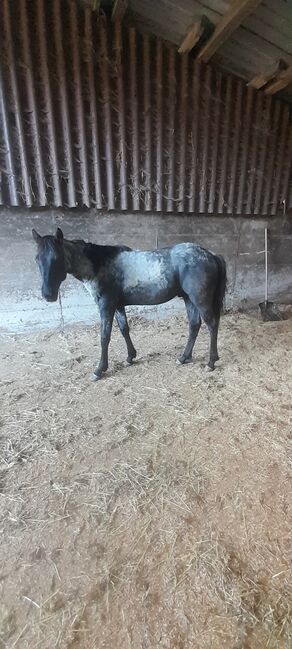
top-left (213, 254), bottom-right (227, 320)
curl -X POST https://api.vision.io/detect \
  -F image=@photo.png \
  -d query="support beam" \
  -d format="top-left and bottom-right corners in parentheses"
top-left (178, 20), bottom-right (204, 54)
top-left (248, 59), bottom-right (287, 90)
top-left (264, 65), bottom-right (292, 95)
top-left (197, 0), bottom-right (262, 62)
top-left (112, 0), bottom-right (128, 21)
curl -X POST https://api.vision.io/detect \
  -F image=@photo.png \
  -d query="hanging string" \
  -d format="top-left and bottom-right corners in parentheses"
top-left (58, 291), bottom-right (65, 332)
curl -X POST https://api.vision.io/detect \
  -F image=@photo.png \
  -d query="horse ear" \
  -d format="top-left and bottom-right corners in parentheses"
top-left (32, 228), bottom-right (41, 244)
top-left (56, 227), bottom-right (64, 243)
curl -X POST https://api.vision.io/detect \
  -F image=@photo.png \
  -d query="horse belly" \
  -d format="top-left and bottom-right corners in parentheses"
top-left (120, 252), bottom-right (178, 305)
top-left (123, 284), bottom-right (177, 306)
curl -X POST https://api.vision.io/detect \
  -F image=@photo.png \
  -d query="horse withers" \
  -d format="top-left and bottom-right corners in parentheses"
top-left (32, 228), bottom-right (226, 380)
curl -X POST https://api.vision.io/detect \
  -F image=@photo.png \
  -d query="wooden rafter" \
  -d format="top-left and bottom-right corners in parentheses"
top-left (248, 60), bottom-right (287, 90)
top-left (265, 65), bottom-right (292, 95)
top-left (178, 20), bottom-right (205, 54)
top-left (112, 0), bottom-right (128, 21)
top-left (197, 0), bottom-right (262, 62)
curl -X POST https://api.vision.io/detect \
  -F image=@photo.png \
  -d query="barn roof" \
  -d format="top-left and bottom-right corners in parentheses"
top-left (80, 0), bottom-right (292, 103)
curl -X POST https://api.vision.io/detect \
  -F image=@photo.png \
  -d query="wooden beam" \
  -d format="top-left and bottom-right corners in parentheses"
top-left (197, 0), bottom-right (262, 62)
top-left (264, 65), bottom-right (292, 95)
top-left (178, 20), bottom-right (204, 54)
top-left (112, 0), bottom-right (128, 21)
top-left (248, 59), bottom-right (287, 90)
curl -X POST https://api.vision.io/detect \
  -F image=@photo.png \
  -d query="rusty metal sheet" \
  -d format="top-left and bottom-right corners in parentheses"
top-left (0, 0), bottom-right (291, 214)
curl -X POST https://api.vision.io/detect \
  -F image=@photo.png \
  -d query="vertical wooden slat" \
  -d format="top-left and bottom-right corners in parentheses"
top-left (262, 99), bottom-right (281, 215)
top-left (245, 91), bottom-right (263, 214)
top-left (227, 79), bottom-right (242, 213)
top-left (98, 17), bottom-right (115, 210)
top-left (177, 55), bottom-right (188, 213)
top-left (188, 61), bottom-right (200, 214)
top-left (155, 40), bottom-right (163, 212)
top-left (19, 0), bottom-right (47, 206)
top-left (3, 0), bottom-right (32, 206)
top-left (69, 2), bottom-right (90, 207)
top-left (85, 9), bottom-right (102, 209)
top-left (129, 28), bottom-right (139, 211)
top-left (143, 34), bottom-right (151, 211)
top-left (37, 0), bottom-right (62, 206)
top-left (166, 47), bottom-right (176, 213)
top-left (0, 66), bottom-right (19, 205)
top-left (237, 86), bottom-right (253, 214)
top-left (114, 20), bottom-right (128, 211)
top-left (271, 104), bottom-right (289, 215)
top-left (209, 71), bottom-right (221, 214)
top-left (199, 66), bottom-right (211, 213)
top-left (281, 122), bottom-right (292, 210)
top-left (218, 75), bottom-right (232, 213)
top-left (253, 94), bottom-right (271, 215)
top-left (53, 0), bottom-right (76, 207)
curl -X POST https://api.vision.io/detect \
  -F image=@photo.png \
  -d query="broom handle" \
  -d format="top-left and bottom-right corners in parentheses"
top-left (265, 227), bottom-right (268, 303)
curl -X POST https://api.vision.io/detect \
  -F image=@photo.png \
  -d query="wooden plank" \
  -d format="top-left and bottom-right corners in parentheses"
top-left (37, 0), bottom-right (62, 206)
top-left (247, 60), bottom-right (287, 90)
top-left (178, 20), bottom-right (204, 54)
top-left (20, 0), bottom-right (47, 206)
top-left (114, 20), bottom-right (128, 210)
top-left (0, 66), bottom-right (19, 205)
top-left (208, 71), bottom-right (222, 214)
top-left (197, 0), bottom-right (262, 63)
top-left (69, 1), bottom-right (90, 207)
top-left (218, 76), bottom-right (232, 213)
top-left (236, 86), bottom-right (253, 213)
top-left (227, 79), bottom-right (243, 213)
top-left (112, 0), bottom-right (127, 21)
top-left (188, 62), bottom-right (200, 213)
top-left (155, 39), bottom-right (163, 212)
top-left (3, 0), bottom-right (32, 206)
top-left (166, 47), bottom-right (176, 213)
top-left (262, 99), bottom-right (281, 214)
top-left (143, 35), bottom-right (152, 211)
top-left (85, 9), bottom-right (102, 209)
top-left (129, 28), bottom-right (140, 211)
top-left (265, 66), bottom-right (292, 95)
top-left (253, 95), bottom-right (271, 214)
top-left (271, 104), bottom-right (289, 215)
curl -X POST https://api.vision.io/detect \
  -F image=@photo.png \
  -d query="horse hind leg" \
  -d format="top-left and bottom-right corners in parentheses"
top-left (198, 306), bottom-right (219, 371)
top-left (115, 308), bottom-right (137, 364)
top-left (177, 298), bottom-right (201, 365)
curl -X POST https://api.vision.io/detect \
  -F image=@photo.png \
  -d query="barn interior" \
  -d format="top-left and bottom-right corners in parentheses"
top-left (0, 1), bottom-right (291, 648)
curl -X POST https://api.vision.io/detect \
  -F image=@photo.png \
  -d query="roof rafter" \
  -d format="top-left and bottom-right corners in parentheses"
top-left (197, 0), bottom-right (262, 63)
top-left (265, 66), bottom-right (292, 95)
top-left (178, 19), bottom-right (205, 54)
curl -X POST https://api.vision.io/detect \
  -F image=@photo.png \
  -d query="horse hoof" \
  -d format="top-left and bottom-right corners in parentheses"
top-left (91, 372), bottom-right (101, 381)
top-left (127, 357), bottom-right (135, 365)
top-left (205, 364), bottom-right (214, 372)
top-left (176, 356), bottom-right (192, 366)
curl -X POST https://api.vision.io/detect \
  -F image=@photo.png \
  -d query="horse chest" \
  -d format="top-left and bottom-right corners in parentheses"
top-left (83, 279), bottom-right (101, 301)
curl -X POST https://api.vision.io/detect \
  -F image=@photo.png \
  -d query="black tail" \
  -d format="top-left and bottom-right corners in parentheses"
top-left (213, 254), bottom-right (227, 319)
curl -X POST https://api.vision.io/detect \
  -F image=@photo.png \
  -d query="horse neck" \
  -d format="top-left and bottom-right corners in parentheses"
top-left (63, 240), bottom-right (93, 281)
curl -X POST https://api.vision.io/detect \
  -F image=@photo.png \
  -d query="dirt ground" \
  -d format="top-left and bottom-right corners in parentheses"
top-left (0, 310), bottom-right (291, 649)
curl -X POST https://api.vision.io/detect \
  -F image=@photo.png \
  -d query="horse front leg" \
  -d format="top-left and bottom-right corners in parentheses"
top-left (92, 301), bottom-right (115, 381)
top-left (115, 307), bottom-right (137, 364)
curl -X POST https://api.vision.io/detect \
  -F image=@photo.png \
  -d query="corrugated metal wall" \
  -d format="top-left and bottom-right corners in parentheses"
top-left (0, 0), bottom-right (292, 214)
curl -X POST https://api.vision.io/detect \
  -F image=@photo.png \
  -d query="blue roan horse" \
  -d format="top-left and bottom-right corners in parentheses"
top-left (32, 228), bottom-right (226, 380)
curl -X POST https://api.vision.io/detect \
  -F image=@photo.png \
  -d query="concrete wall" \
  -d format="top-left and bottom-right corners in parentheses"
top-left (0, 208), bottom-right (292, 332)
